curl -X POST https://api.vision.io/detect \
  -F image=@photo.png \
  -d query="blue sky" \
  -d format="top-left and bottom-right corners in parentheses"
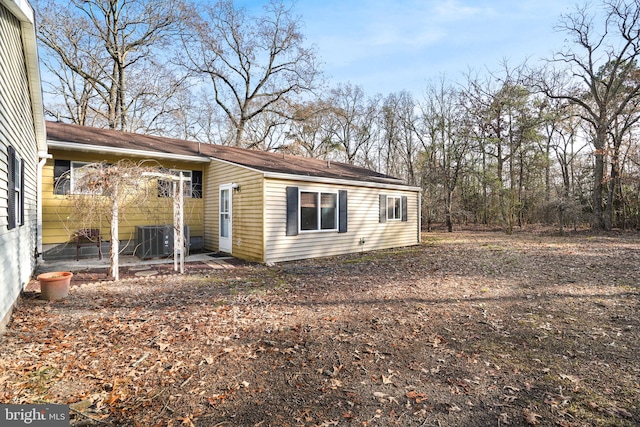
top-left (246, 0), bottom-right (577, 96)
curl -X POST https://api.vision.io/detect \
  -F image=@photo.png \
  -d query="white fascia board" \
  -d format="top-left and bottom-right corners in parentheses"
top-left (263, 171), bottom-right (421, 192)
top-left (47, 140), bottom-right (211, 163)
top-left (2, 0), bottom-right (33, 22)
top-left (209, 157), bottom-right (420, 192)
top-left (3, 0), bottom-right (46, 152)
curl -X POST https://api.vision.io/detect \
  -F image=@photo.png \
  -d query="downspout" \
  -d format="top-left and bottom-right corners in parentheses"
top-left (37, 152), bottom-right (52, 263)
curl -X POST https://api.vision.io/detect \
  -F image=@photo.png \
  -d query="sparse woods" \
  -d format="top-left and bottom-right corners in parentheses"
top-left (35, 0), bottom-right (640, 230)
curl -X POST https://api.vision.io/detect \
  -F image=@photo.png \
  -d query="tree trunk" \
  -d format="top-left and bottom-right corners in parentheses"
top-left (605, 153), bottom-right (619, 231)
top-left (482, 150), bottom-right (488, 225)
top-left (108, 63), bottom-right (119, 129)
top-left (592, 156), bottom-right (605, 230)
top-left (545, 138), bottom-right (551, 203)
top-left (118, 61), bottom-right (127, 131)
top-left (234, 118), bottom-right (245, 147)
top-left (445, 189), bottom-right (453, 232)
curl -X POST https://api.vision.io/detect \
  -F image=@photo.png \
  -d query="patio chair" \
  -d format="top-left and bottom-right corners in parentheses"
top-left (76, 228), bottom-right (103, 261)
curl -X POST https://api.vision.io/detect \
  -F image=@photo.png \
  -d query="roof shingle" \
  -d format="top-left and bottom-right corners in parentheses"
top-left (46, 121), bottom-right (405, 185)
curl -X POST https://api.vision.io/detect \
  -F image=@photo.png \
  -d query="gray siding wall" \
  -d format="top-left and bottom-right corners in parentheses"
top-left (0, 3), bottom-right (38, 330)
top-left (264, 178), bottom-right (420, 263)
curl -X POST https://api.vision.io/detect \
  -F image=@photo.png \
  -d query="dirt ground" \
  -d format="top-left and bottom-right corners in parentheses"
top-left (1, 230), bottom-right (639, 426)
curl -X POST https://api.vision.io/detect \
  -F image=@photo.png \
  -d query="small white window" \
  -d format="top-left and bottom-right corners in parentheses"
top-left (14, 155), bottom-right (22, 226)
top-left (387, 195), bottom-right (402, 220)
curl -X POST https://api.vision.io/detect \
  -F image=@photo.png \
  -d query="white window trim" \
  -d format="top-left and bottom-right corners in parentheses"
top-left (298, 189), bottom-right (339, 233)
top-left (159, 169), bottom-right (194, 198)
top-left (387, 195), bottom-right (402, 221)
top-left (14, 154), bottom-right (22, 226)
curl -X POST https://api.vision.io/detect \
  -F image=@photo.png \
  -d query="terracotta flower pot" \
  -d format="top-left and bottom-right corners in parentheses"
top-left (37, 271), bottom-right (73, 301)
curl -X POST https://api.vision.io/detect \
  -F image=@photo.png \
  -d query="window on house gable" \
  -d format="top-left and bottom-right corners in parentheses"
top-left (7, 146), bottom-right (24, 229)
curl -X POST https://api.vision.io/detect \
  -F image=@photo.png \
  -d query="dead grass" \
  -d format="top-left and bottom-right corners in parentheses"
top-left (1, 231), bottom-right (639, 426)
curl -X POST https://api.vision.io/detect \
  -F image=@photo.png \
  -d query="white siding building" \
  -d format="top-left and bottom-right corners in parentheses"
top-left (0, 0), bottom-right (46, 333)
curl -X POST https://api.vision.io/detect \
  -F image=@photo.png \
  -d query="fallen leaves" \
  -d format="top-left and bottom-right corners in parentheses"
top-left (523, 408), bottom-right (542, 425)
top-left (372, 391), bottom-right (387, 400)
top-left (559, 373), bottom-right (580, 384)
top-left (544, 392), bottom-right (571, 409)
top-left (1, 231), bottom-right (638, 426)
top-left (405, 390), bottom-right (428, 403)
top-left (381, 373), bottom-right (393, 384)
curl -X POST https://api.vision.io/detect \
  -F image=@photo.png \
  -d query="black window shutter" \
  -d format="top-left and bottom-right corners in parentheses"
top-left (338, 190), bottom-right (348, 233)
top-left (286, 186), bottom-right (299, 236)
top-left (401, 196), bottom-right (408, 222)
top-left (20, 158), bottom-right (25, 226)
top-left (7, 146), bottom-right (16, 229)
top-left (192, 170), bottom-right (203, 198)
top-left (53, 160), bottom-right (71, 195)
top-left (379, 195), bottom-right (387, 223)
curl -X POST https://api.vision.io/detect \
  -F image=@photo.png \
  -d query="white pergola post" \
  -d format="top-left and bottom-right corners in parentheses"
top-left (173, 172), bottom-right (186, 274)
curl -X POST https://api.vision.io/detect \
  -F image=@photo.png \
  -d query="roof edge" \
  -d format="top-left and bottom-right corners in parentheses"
top-left (209, 157), bottom-right (419, 191)
top-left (263, 171), bottom-right (421, 191)
top-left (48, 140), bottom-right (211, 163)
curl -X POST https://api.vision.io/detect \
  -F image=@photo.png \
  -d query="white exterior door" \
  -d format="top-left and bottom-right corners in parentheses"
top-left (219, 185), bottom-right (232, 253)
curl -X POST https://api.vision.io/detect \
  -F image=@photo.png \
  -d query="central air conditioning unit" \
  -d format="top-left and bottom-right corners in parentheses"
top-left (135, 225), bottom-right (190, 259)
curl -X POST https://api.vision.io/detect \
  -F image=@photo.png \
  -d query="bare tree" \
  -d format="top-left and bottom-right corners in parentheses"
top-left (37, 0), bottom-right (185, 131)
top-left (58, 161), bottom-right (161, 280)
top-left (181, 0), bottom-right (321, 147)
top-left (284, 100), bottom-right (338, 158)
top-left (539, 0), bottom-right (640, 229)
top-left (420, 79), bottom-right (472, 232)
top-left (243, 108), bottom-right (290, 151)
top-left (379, 91), bottom-right (420, 185)
top-left (325, 83), bottom-right (380, 166)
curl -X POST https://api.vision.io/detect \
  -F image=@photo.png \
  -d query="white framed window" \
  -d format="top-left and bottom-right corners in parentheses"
top-left (7, 146), bottom-right (24, 229)
top-left (158, 169), bottom-right (202, 199)
top-left (13, 153), bottom-right (22, 226)
top-left (172, 169), bottom-right (192, 198)
top-left (286, 187), bottom-right (347, 236)
top-left (70, 161), bottom-right (95, 194)
top-left (54, 161), bottom-right (104, 195)
top-left (379, 194), bottom-right (408, 223)
top-left (299, 190), bottom-right (338, 232)
top-left (387, 195), bottom-right (402, 220)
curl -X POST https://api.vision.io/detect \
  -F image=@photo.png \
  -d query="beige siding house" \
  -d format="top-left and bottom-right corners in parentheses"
top-left (0, 0), bottom-right (46, 333)
top-left (262, 178), bottom-right (419, 263)
top-left (43, 122), bottom-right (421, 264)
